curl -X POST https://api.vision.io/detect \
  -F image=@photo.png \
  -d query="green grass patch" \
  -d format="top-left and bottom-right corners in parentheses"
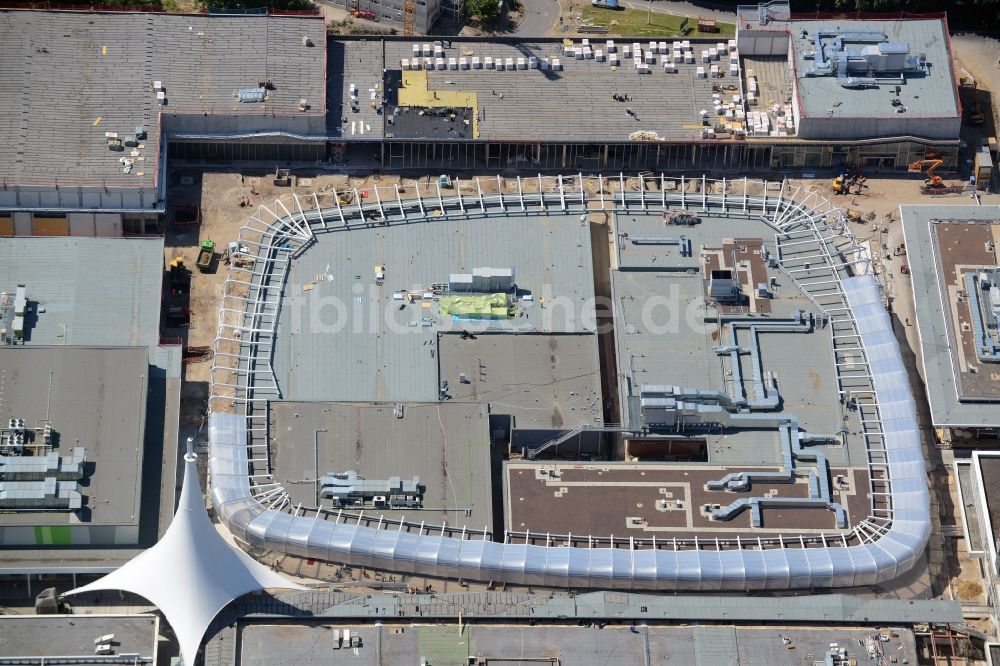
top-left (580, 6), bottom-right (735, 39)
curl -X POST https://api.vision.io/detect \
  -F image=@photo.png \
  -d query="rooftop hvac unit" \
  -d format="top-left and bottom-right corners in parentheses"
top-left (709, 269), bottom-right (741, 304)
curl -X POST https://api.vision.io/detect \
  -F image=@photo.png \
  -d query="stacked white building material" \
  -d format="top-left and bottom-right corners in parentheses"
top-left (747, 111), bottom-right (770, 135)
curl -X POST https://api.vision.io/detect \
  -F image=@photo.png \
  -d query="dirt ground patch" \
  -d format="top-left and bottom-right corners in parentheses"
top-left (956, 579), bottom-right (984, 600)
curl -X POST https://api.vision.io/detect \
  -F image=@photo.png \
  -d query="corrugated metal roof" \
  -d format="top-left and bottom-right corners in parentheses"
top-left (790, 19), bottom-right (958, 119)
top-left (0, 10), bottom-right (326, 188)
top-left (0, 236), bottom-right (163, 351)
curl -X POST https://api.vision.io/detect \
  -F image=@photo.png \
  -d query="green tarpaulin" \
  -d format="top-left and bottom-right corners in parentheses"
top-left (439, 293), bottom-right (514, 319)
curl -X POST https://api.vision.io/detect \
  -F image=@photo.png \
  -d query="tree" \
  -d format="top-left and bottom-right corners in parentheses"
top-left (466, 0), bottom-right (501, 22)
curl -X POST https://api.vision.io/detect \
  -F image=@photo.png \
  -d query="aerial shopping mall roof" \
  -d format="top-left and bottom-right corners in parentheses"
top-left (206, 174), bottom-right (930, 591)
top-left (63, 441), bottom-right (304, 665)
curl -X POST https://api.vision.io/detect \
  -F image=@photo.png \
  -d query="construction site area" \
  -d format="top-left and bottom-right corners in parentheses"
top-left (2, 2), bottom-right (996, 241)
top-left (5, 2), bottom-right (1000, 665)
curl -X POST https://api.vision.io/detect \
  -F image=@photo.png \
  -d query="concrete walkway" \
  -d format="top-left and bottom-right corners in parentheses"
top-left (619, 0), bottom-right (736, 23)
top-left (513, 0), bottom-right (561, 36)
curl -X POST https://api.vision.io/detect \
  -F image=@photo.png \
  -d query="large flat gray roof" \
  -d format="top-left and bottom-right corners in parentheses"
top-left (237, 621), bottom-right (918, 666)
top-left (0, 614), bottom-right (158, 661)
top-left (0, 237), bottom-right (163, 351)
top-left (269, 401), bottom-right (493, 530)
top-left (215, 588), bottom-right (961, 624)
top-left (0, 346), bottom-right (147, 528)
top-left (0, 10), bottom-right (326, 188)
top-left (790, 18), bottom-right (958, 120)
top-left (273, 215), bottom-right (596, 403)
top-left (611, 211), bottom-right (867, 465)
top-left (438, 332), bottom-right (603, 430)
top-left (900, 205), bottom-right (1000, 427)
top-left (337, 37), bottom-right (739, 143)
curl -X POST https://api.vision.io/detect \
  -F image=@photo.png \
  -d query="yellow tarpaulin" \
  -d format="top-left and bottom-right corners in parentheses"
top-left (398, 70), bottom-right (479, 139)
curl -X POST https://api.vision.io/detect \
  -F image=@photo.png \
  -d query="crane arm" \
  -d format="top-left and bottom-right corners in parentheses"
top-left (907, 159), bottom-right (944, 178)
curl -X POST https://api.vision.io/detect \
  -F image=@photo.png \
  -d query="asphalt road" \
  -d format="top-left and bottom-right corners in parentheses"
top-left (514, 0), bottom-right (561, 36)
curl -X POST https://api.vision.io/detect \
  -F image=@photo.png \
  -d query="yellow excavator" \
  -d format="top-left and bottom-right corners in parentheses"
top-left (907, 158), bottom-right (944, 188)
top-left (832, 171), bottom-right (866, 195)
top-left (831, 174), bottom-right (847, 194)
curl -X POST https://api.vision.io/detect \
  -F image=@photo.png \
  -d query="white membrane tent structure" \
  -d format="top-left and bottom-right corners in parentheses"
top-left (208, 175), bottom-right (930, 590)
top-left (64, 441), bottom-right (305, 665)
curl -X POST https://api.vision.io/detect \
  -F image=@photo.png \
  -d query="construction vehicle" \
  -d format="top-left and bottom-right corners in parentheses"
top-left (196, 239), bottom-right (216, 273)
top-left (167, 260), bottom-right (190, 296)
top-left (832, 171), bottom-right (867, 196)
top-left (845, 209), bottom-right (862, 222)
top-left (908, 158), bottom-right (944, 187)
top-left (831, 174), bottom-right (847, 195)
top-left (350, 8), bottom-right (377, 20)
top-left (969, 93), bottom-right (986, 126)
top-left (908, 158), bottom-right (968, 195)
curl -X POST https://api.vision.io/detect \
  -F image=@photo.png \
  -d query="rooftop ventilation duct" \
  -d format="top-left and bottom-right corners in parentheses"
top-left (803, 29), bottom-right (924, 88)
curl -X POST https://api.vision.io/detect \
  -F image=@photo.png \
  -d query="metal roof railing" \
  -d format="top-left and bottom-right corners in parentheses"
top-left (207, 173), bottom-right (929, 590)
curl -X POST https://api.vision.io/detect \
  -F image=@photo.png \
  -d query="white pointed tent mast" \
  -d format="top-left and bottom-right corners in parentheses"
top-left (65, 439), bottom-right (305, 665)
